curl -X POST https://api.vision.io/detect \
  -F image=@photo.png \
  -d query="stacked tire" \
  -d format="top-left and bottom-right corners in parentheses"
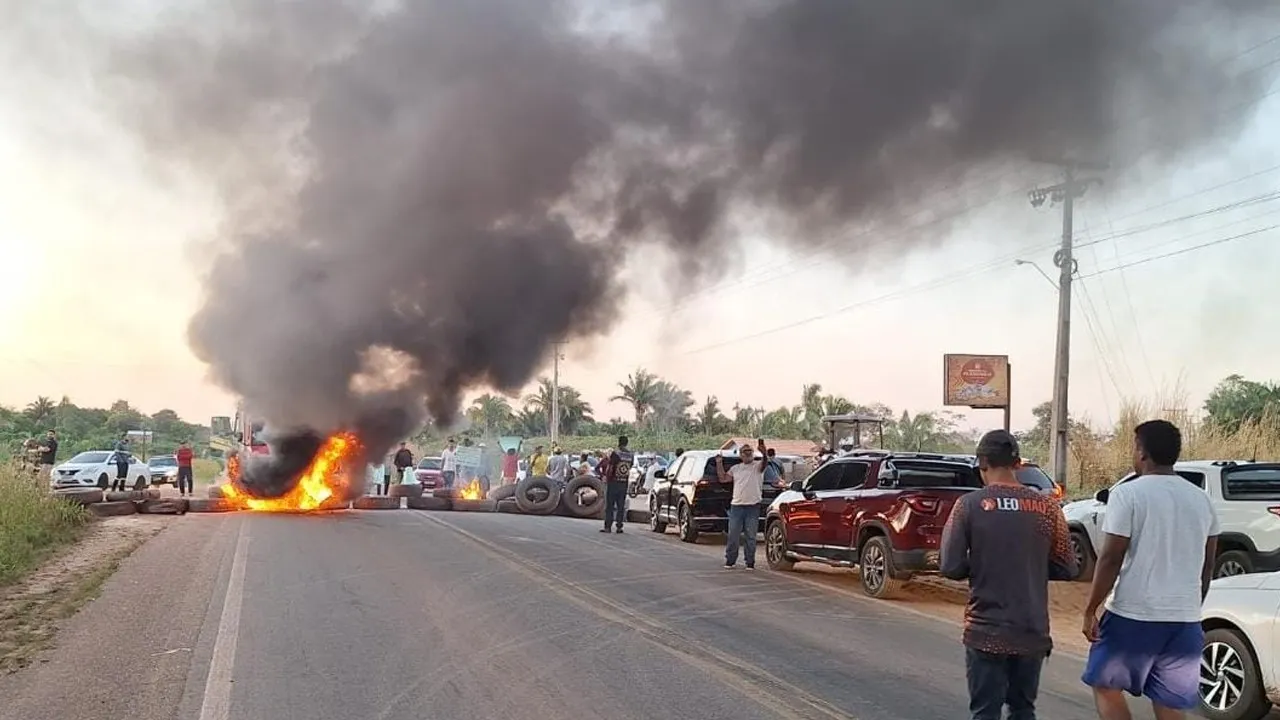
top-left (514, 476), bottom-right (561, 515)
top-left (557, 476), bottom-right (605, 519)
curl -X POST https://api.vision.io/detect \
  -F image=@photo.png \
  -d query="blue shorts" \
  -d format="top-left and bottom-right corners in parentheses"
top-left (1082, 610), bottom-right (1203, 710)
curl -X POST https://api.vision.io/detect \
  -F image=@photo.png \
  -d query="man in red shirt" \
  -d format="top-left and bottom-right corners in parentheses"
top-left (176, 440), bottom-right (195, 497)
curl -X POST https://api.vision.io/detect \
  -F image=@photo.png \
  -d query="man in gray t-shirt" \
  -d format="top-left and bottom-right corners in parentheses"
top-left (1082, 420), bottom-right (1220, 718)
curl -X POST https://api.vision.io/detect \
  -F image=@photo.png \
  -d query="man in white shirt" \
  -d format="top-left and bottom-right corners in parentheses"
top-left (440, 438), bottom-right (457, 488)
top-left (715, 438), bottom-right (768, 570)
top-left (1081, 420), bottom-right (1220, 720)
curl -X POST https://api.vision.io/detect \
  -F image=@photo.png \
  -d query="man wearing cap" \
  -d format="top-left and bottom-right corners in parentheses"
top-left (941, 430), bottom-right (1078, 720)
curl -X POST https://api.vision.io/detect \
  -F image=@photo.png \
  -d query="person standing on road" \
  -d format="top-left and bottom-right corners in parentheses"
top-left (392, 442), bottom-right (414, 493)
top-left (1081, 420), bottom-right (1218, 720)
top-left (601, 435), bottom-right (633, 534)
top-left (440, 438), bottom-right (458, 489)
top-left (110, 433), bottom-right (131, 492)
top-left (940, 429), bottom-right (1077, 720)
top-left (715, 438), bottom-right (768, 570)
top-left (175, 440), bottom-right (195, 497)
top-left (529, 445), bottom-right (549, 478)
top-left (38, 430), bottom-right (58, 488)
top-left (502, 447), bottom-right (519, 485)
top-left (547, 445), bottom-right (568, 489)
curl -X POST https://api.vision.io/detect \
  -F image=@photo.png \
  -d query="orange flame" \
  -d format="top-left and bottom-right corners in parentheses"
top-left (222, 432), bottom-right (362, 512)
top-left (457, 478), bottom-right (483, 501)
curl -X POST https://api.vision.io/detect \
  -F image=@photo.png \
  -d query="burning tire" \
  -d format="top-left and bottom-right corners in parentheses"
top-left (488, 484), bottom-right (517, 502)
top-left (389, 484), bottom-right (422, 499)
top-left (136, 498), bottom-right (189, 515)
top-left (407, 495), bottom-right (451, 511)
top-left (514, 476), bottom-right (561, 515)
top-left (188, 498), bottom-right (236, 513)
top-left (316, 498), bottom-right (350, 511)
top-left (106, 490), bottom-right (149, 502)
top-left (496, 498), bottom-right (521, 514)
top-left (208, 485), bottom-right (229, 499)
top-left (352, 495), bottom-right (401, 510)
top-left (452, 499), bottom-right (496, 513)
top-left (562, 476), bottom-right (605, 518)
top-left (55, 489), bottom-right (104, 505)
top-left (90, 500), bottom-right (138, 518)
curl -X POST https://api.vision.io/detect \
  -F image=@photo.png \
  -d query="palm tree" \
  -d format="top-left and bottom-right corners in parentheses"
top-left (695, 396), bottom-right (729, 434)
top-left (24, 396), bottom-right (55, 423)
top-left (514, 406), bottom-right (547, 436)
top-left (731, 404), bottom-right (764, 436)
top-left (761, 406), bottom-right (804, 439)
top-left (612, 368), bottom-right (661, 425)
top-left (524, 378), bottom-right (594, 435)
top-left (890, 410), bottom-right (948, 452)
top-left (650, 381), bottom-right (694, 431)
top-left (467, 394), bottom-right (514, 435)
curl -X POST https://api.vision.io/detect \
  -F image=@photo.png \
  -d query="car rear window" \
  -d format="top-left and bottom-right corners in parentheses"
top-left (891, 461), bottom-right (982, 489)
top-left (1222, 466), bottom-right (1280, 501)
top-left (418, 458), bottom-right (442, 470)
top-left (150, 456), bottom-right (177, 467)
top-left (69, 451), bottom-right (111, 464)
top-left (1015, 465), bottom-right (1054, 491)
top-left (702, 456), bottom-right (741, 478)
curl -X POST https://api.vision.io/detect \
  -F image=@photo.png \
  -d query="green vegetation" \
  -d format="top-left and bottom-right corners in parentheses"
top-left (1, 396), bottom-right (209, 459)
top-left (0, 464), bottom-right (89, 588)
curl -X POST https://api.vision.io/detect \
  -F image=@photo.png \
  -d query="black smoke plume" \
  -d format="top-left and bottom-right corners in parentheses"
top-left (238, 429), bottom-right (324, 499)
top-left (94, 0), bottom-right (1277, 496)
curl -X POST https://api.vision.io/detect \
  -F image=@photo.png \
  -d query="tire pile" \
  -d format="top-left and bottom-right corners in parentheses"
top-left (406, 475), bottom-right (606, 520)
top-left (52, 487), bottom-right (191, 517)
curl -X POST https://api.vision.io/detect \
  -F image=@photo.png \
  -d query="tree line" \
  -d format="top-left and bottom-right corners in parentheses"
top-left (3, 371), bottom-right (1274, 462)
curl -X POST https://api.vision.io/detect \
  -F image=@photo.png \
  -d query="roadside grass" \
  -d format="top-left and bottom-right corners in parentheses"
top-left (193, 457), bottom-right (221, 484)
top-left (1069, 393), bottom-right (1280, 493)
top-left (0, 464), bottom-right (89, 588)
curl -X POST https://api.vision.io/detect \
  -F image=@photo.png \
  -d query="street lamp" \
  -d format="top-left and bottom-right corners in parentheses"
top-left (1014, 259), bottom-right (1059, 291)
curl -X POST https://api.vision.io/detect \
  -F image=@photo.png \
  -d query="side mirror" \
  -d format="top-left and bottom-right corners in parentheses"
top-left (789, 480), bottom-right (803, 492)
top-left (1094, 488), bottom-right (1110, 504)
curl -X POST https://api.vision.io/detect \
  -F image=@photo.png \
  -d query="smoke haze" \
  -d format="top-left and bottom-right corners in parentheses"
top-left (81, 0), bottom-right (1280, 492)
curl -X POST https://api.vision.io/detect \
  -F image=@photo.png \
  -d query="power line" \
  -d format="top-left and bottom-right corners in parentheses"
top-left (1080, 224), bottom-right (1280, 278)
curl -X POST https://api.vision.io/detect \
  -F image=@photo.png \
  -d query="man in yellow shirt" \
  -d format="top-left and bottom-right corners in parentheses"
top-left (529, 445), bottom-right (549, 477)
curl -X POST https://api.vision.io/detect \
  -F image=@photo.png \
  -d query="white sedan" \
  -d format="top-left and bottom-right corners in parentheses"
top-left (51, 451), bottom-right (151, 490)
top-left (1200, 571), bottom-right (1280, 720)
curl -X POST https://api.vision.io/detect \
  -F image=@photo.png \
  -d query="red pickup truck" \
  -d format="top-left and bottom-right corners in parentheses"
top-left (763, 451), bottom-right (1058, 598)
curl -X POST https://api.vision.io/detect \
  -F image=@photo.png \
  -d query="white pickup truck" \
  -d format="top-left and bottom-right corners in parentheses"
top-left (1062, 461), bottom-right (1280, 582)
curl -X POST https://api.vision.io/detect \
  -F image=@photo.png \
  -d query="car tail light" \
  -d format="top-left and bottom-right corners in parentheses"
top-left (1052, 483), bottom-right (1065, 500)
top-left (904, 496), bottom-right (941, 514)
top-left (1267, 506), bottom-right (1280, 518)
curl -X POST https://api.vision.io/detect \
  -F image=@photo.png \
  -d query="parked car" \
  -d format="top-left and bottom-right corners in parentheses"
top-left (149, 455), bottom-right (179, 485)
top-left (1062, 461), bottom-right (1280, 582)
top-left (763, 451), bottom-right (1057, 598)
top-left (1200, 571), bottom-right (1280, 720)
top-left (629, 455), bottom-right (668, 498)
top-left (647, 450), bottom-right (782, 542)
top-left (51, 450), bottom-right (151, 490)
top-left (414, 456), bottom-right (444, 488)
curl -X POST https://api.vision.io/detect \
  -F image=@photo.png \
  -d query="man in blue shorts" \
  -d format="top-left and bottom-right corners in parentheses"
top-left (1081, 420), bottom-right (1219, 719)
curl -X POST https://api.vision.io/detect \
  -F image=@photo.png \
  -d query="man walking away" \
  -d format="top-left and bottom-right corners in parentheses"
top-left (1081, 420), bottom-right (1218, 720)
top-left (111, 434), bottom-right (131, 492)
top-left (547, 446), bottom-right (568, 489)
top-left (38, 430), bottom-right (58, 488)
top-left (440, 438), bottom-right (458, 489)
top-left (393, 442), bottom-right (414, 491)
top-left (940, 430), bottom-right (1077, 720)
top-left (176, 440), bottom-right (195, 497)
top-left (715, 438), bottom-right (768, 569)
top-left (601, 436), bottom-right (633, 534)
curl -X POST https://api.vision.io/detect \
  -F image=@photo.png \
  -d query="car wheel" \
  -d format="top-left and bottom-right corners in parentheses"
top-left (677, 502), bottom-right (698, 543)
top-left (765, 520), bottom-right (795, 571)
top-left (1070, 529), bottom-right (1096, 582)
top-left (649, 495), bottom-right (668, 533)
top-left (859, 535), bottom-right (902, 599)
top-left (1215, 551), bottom-right (1254, 579)
top-left (1201, 627), bottom-right (1271, 720)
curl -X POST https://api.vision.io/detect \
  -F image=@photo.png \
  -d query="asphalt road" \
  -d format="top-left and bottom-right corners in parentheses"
top-left (0, 509), bottom-right (1164, 720)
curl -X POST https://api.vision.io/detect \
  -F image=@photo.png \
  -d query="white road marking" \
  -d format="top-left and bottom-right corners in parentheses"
top-left (199, 520), bottom-right (249, 720)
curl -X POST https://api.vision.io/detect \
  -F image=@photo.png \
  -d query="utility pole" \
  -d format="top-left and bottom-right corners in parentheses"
top-left (550, 342), bottom-right (565, 443)
top-left (1029, 158), bottom-right (1105, 489)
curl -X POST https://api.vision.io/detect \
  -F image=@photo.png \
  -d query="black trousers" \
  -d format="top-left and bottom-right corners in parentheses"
top-left (177, 466), bottom-right (194, 494)
top-left (965, 646), bottom-right (1044, 720)
top-left (603, 482), bottom-right (627, 529)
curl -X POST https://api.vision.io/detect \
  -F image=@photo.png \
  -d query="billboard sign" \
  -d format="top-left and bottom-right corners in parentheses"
top-left (943, 354), bottom-right (1010, 408)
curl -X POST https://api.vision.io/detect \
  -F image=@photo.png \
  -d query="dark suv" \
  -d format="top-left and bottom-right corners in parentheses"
top-left (647, 450), bottom-right (784, 542)
top-left (764, 452), bottom-right (1050, 598)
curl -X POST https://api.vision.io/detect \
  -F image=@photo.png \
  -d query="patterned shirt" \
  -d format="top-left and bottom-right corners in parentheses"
top-left (940, 484), bottom-right (1077, 656)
